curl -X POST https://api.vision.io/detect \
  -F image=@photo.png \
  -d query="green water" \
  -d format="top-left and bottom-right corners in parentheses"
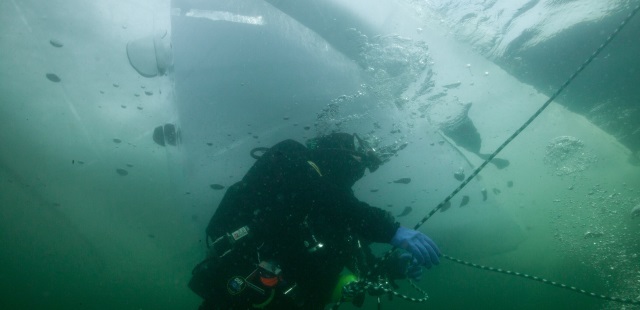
top-left (2, 0), bottom-right (640, 309)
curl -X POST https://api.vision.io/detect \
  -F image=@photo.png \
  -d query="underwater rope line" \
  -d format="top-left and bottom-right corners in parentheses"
top-left (332, 2), bottom-right (640, 308)
top-left (444, 255), bottom-right (640, 305)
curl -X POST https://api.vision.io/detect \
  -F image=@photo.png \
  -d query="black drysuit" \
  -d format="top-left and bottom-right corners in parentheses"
top-left (190, 139), bottom-right (399, 309)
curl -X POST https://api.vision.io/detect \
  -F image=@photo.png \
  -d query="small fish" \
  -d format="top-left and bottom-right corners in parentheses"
top-left (507, 181), bottom-right (514, 188)
top-left (46, 73), bottom-right (61, 83)
top-left (492, 188), bottom-right (501, 195)
top-left (439, 200), bottom-right (451, 213)
top-left (392, 178), bottom-right (411, 184)
top-left (113, 138), bottom-right (122, 144)
top-left (481, 188), bottom-right (488, 201)
top-left (210, 184), bottom-right (225, 190)
top-left (116, 168), bottom-right (128, 176)
top-left (49, 39), bottom-right (63, 48)
top-left (397, 206), bottom-right (413, 217)
top-left (454, 169), bottom-right (465, 181)
top-left (443, 81), bottom-right (462, 89)
top-left (460, 195), bottom-right (470, 207)
top-left (370, 189), bottom-right (379, 193)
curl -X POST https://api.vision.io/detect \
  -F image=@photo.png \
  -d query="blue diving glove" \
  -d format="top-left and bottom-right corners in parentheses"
top-left (390, 227), bottom-right (441, 268)
top-left (389, 251), bottom-right (423, 281)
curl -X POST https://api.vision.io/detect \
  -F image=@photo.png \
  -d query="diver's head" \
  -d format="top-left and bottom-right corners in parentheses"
top-left (306, 133), bottom-right (382, 186)
top-left (352, 133), bottom-right (382, 173)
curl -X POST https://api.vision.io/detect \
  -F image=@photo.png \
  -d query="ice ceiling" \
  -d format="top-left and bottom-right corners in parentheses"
top-left (1, 0), bottom-right (639, 309)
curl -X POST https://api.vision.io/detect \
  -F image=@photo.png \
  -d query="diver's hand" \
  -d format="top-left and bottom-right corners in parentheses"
top-left (389, 251), bottom-right (423, 281)
top-left (390, 227), bottom-right (441, 268)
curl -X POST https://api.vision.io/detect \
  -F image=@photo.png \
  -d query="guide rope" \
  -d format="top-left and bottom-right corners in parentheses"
top-left (331, 2), bottom-right (640, 308)
top-left (444, 254), bottom-right (640, 305)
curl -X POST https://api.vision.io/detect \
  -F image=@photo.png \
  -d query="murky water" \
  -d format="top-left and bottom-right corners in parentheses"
top-left (1, 1), bottom-right (639, 310)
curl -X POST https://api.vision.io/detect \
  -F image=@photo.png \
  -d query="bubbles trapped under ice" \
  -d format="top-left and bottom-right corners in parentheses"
top-left (314, 30), bottom-right (434, 151)
top-left (355, 32), bottom-right (431, 100)
top-left (543, 136), bottom-right (596, 176)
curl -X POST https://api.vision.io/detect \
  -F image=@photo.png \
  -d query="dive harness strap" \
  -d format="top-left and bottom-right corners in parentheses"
top-left (208, 225), bottom-right (251, 258)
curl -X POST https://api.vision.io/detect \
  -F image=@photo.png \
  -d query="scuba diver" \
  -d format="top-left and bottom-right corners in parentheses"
top-left (189, 132), bottom-right (441, 309)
